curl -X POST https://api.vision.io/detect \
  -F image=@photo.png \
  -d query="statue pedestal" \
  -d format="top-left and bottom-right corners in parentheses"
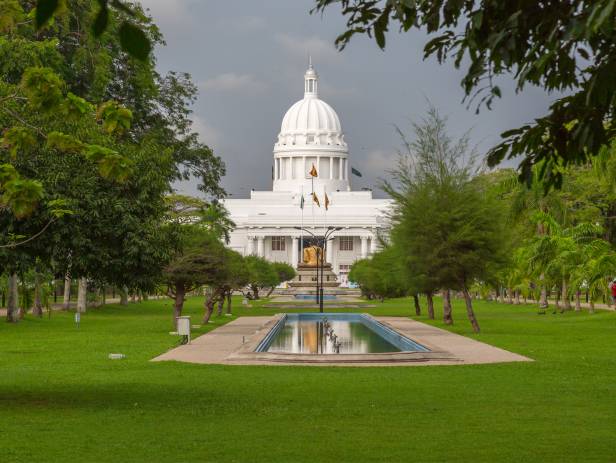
top-left (288, 263), bottom-right (340, 292)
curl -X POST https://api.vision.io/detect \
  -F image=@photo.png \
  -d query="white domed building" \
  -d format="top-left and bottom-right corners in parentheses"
top-left (223, 64), bottom-right (392, 286)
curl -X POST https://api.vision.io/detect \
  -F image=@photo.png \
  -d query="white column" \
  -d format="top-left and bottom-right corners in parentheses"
top-left (303, 156), bottom-right (306, 178)
top-left (257, 236), bottom-right (265, 257)
top-left (339, 158), bottom-right (343, 180)
top-left (360, 236), bottom-right (368, 258)
top-left (329, 157), bottom-right (334, 179)
top-left (316, 155), bottom-right (321, 178)
top-left (326, 237), bottom-right (334, 264)
top-left (246, 236), bottom-right (254, 255)
top-left (291, 237), bottom-right (299, 268)
top-left (370, 235), bottom-right (378, 254)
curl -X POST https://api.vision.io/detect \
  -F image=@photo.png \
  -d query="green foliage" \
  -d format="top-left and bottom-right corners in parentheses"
top-left (314, 0), bottom-right (616, 188)
top-left (118, 21), bottom-right (151, 61)
top-left (46, 131), bottom-right (84, 153)
top-left (96, 100), bottom-right (132, 135)
top-left (244, 255), bottom-right (280, 298)
top-left (1, 126), bottom-right (37, 158)
top-left (1, 176), bottom-right (44, 218)
top-left (271, 261), bottom-right (296, 283)
top-left (0, 0), bottom-right (23, 33)
top-left (34, 0), bottom-right (153, 61)
top-left (20, 66), bottom-right (64, 110)
top-left (63, 92), bottom-right (94, 118)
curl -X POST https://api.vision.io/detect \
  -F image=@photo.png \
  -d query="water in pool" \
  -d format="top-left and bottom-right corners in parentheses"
top-left (266, 315), bottom-right (401, 354)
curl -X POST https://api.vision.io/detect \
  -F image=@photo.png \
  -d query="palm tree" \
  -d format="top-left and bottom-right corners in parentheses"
top-left (571, 240), bottom-right (616, 313)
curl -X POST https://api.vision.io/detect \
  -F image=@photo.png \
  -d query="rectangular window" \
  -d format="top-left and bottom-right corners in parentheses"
top-left (271, 236), bottom-right (286, 251)
top-left (339, 236), bottom-right (353, 251)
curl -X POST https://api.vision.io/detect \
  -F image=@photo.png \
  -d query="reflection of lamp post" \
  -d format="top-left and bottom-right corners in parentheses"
top-left (294, 226), bottom-right (342, 312)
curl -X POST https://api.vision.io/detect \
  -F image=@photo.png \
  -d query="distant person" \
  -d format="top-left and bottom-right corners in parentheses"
top-left (611, 279), bottom-right (616, 305)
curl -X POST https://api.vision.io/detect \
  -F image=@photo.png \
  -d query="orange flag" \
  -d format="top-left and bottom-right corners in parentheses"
top-left (309, 164), bottom-right (318, 177)
top-left (312, 192), bottom-right (320, 207)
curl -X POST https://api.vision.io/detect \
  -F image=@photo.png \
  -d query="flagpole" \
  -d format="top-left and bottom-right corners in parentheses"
top-left (311, 169), bottom-right (315, 232)
top-left (300, 185), bottom-right (304, 264)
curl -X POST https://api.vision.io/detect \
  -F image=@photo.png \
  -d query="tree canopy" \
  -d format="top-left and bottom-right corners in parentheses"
top-left (314, 0), bottom-right (616, 188)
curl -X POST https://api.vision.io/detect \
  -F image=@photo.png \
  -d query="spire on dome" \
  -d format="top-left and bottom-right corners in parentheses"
top-left (304, 59), bottom-right (318, 98)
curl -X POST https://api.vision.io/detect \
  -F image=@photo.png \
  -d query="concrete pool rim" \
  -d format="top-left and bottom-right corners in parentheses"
top-left (152, 315), bottom-right (533, 367)
top-left (254, 312), bottom-right (431, 354)
top-left (227, 313), bottom-right (458, 364)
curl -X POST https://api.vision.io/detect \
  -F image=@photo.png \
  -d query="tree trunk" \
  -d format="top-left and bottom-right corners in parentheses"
top-left (413, 294), bottom-right (421, 316)
top-left (575, 291), bottom-right (581, 312)
top-left (507, 287), bottom-right (513, 304)
top-left (539, 275), bottom-right (548, 309)
top-left (173, 284), bottom-right (185, 329)
top-left (514, 290), bottom-right (520, 305)
top-left (203, 294), bottom-right (216, 324)
top-left (426, 292), bottom-right (435, 320)
top-left (76, 278), bottom-right (87, 313)
top-left (226, 291), bottom-right (232, 315)
top-left (562, 279), bottom-right (571, 311)
top-left (62, 272), bottom-right (71, 310)
top-left (265, 286), bottom-right (275, 298)
top-left (6, 273), bottom-right (19, 323)
top-left (251, 285), bottom-right (259, 300)
top-left (443, 289), bottom-right (453, 325)
top-left (216, 298), bottom-right (224, 317)
top-left (120, 286), bottom-right (129, 305)
top-left (589, 299), bottom-right (595, 314)
top-left (462, 286), bottom-right (480, 333)
top-left (32, 272), bottom-right (43, 317)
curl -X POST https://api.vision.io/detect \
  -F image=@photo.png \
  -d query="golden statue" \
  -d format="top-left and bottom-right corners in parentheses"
top-left (303, 245), bottom-right (324, 266)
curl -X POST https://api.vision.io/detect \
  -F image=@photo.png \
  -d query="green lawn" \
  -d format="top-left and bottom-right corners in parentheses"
top-left (1, 296), bottom-right (615, 462)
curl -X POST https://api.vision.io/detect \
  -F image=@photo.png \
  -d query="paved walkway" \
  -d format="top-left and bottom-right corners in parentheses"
top-left (153, 317), bottom-right (272, 364)
top-left (153, 316), bottom-right (532, 367)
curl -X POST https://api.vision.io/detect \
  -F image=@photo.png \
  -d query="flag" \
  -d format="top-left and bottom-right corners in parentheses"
top-left (351, 167), bottom-right (362, 177)
top-left (309, 164), bottom-right (318, 177)
top-left (300, 195), bottom-right (304, 209)
top-left (312, 192), bottom-right (320, 207)
top-left (324, 192), bottom-right (330, 210)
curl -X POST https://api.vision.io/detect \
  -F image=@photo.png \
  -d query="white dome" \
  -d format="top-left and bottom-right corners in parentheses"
top-left (277, 98), bottom-right (344, 145)
top-left (272, 63), bottom-right (350, 194)
top-left (275, 64), bottom-right (346, 149)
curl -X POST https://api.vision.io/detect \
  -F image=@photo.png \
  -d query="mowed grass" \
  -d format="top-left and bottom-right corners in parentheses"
top-left (1, 295), bottom-right (615, 462)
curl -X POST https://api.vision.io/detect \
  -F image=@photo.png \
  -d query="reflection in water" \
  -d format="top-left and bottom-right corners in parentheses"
top-left (267, 320), bottom-right (401, 354)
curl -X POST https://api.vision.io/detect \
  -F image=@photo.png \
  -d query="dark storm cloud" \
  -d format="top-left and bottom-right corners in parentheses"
top-left (141, 0), bottom-right (558, 199)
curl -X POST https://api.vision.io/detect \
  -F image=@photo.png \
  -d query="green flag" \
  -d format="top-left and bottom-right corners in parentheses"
top-left (351, 167), bottom-right (362, 177)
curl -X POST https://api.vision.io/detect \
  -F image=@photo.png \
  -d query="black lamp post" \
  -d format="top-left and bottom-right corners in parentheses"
top-left (294, 226), bottom-right (342, 312)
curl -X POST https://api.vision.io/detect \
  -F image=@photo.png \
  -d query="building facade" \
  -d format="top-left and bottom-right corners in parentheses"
top-left (224, 63), bottom-right (392, 285)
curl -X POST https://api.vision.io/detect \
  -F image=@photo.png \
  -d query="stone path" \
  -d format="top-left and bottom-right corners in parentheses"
top-left (153, 317), bottom-right (272, 364)
top-left (153, 315), bottom-right (532, 367)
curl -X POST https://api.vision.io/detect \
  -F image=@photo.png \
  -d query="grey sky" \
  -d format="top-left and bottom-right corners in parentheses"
top-left (140, 0), bottom-right (558, 199)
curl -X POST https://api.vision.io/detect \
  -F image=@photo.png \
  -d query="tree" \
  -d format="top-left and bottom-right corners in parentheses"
top-left (386, 106), bottom-right (508, 332)
top-left (243, 256), bottom-right (279, 300)
top-left (314, 0), bottom-right (616, 188)
top-left (265, 262), bottom-right (296, 297)
top-left (218, 251), bottom-right (250, 316)
top-left (162, 229), bottom-right (221, 327)
top-left (1, 1), bottom-right (226, 323)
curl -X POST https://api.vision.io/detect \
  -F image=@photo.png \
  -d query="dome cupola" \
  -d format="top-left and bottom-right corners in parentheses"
top-left (273, 62), bottom-right (350, 194)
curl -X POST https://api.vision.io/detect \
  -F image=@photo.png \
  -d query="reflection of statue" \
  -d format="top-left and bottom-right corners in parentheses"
top-left (303, 245), bottom-right (323, 266)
